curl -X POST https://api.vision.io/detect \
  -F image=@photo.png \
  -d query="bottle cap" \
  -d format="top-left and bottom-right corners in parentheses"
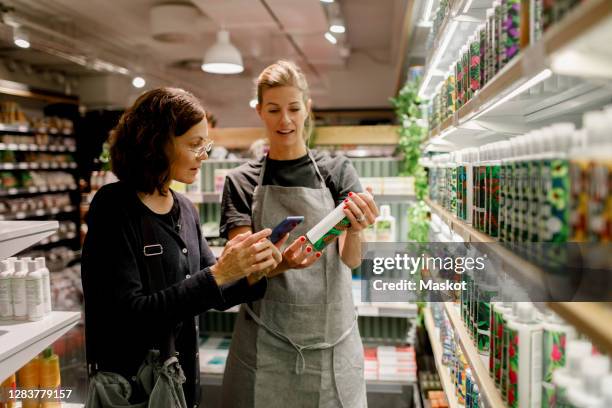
top-left (13, 260), bottom-right (26, 274)
top-left (566, 340), bottom-right (593, 373)
top-left (581, 355), bottom-right (610, 394)
top-left (517, 302), bottom-right (535, 322)
top-left (583, 110), bottom-right (607, 145)
top-left (27, 260), bottom-right (38, 273)
top-left (380, 205), bottom-right (391, 218)
top-left (35, 257), bottom-right (46, 269)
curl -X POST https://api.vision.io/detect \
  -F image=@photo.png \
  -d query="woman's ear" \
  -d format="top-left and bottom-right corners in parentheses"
top-left (256, 103), bottom-right (262, 118)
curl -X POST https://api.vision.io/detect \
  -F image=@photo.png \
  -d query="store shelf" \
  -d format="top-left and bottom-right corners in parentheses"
top-left (0, 220), bottom-right (58, 258)
top-left (37, 231), bottom-right (77, 245)
top-left (0, 311), bottom-right (81, 383)
top-left (0, 123), bottom-right (73, 136)
top-left (423, 307), bottom-right (460, 408)
top-left (0, 143), bottom-right (76, 152)
top-left (0, 162), bottom-right (77, 170)
top-left (425, 198), bottom-right (612, 355)
top-left (0, 205), bottom-right (77, 221)
top-left (443, 302), bottom-right (504, 408)
top-left (424, 0), bottom-right (612, 150)
top-left (0, 184), bottom-right (78, 197)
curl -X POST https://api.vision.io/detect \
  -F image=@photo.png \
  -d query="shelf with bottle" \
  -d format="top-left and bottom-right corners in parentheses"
top-left (423, 0), bottom-right (612, 150)
top-left (0, 162), bottom-right (77, 171)
top-left (0, 311), bottom-right (81, 390)
top-left (0, 205), bottom-right (76, 221)
top-left (0, 221), bottom-right (58, 259)
top-left (423, 307), bottom-right (461, 408)
top-left (0, 186), bottom-right (77, 198)
top-left (425, 198), bottom-right (612, 355)
top-left (0, 143), bottom-right (76, 153)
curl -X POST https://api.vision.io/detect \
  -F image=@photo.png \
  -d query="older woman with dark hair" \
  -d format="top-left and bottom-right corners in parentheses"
top-left (82, 88), bottom-right (285, 408)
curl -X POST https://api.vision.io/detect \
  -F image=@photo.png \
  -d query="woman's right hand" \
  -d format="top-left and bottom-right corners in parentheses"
top-left (266, 236), bottom-right (321, 278)
top-left (210, 228), bottom-right (282, 285)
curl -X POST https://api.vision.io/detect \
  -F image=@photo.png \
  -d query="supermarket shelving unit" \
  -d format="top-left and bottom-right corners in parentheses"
top-left (0, 81), bottom-right (81, 251)
top-left (415, 1), bottom-right (612, 406)
top-left (0, 220), bottom-right (81, 381)
top-left (423, 0), bottom-right (612, 152)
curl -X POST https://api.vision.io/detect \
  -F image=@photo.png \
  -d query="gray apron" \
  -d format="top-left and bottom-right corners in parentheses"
top-left (221, 152), bottom-right (366, 408)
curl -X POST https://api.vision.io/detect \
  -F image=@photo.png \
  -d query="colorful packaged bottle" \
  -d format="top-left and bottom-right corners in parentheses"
top-left (541, 312), bottom-right (577, 407)
top-left (503, 0), bottom-right (522, 65)
top-left (306, 201), bottom-right (351, 251)
top-left (505, 303), bottom-right (543, 408)
top-left (468, 33), bottom-right (482, 99)
top-left (476, 272), bottom-right (498, 364)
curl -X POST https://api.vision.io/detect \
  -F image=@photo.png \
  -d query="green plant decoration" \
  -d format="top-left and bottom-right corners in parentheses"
top-left (390, 81), bottom-right (429, 243)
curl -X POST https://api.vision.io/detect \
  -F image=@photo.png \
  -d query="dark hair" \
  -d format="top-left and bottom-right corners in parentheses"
top-left (110, 87), bottom-right (206, 195)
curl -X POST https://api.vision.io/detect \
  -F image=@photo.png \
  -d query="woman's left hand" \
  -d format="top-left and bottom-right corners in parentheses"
top-left (342, 191), bottom-right (379, 233)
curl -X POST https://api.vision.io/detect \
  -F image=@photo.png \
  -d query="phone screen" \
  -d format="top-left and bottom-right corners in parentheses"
top-left (269, 216), bottom-right (304, 244)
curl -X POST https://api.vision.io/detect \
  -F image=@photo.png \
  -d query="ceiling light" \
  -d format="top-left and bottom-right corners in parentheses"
top-left (13, 27), bottom-right (30, 49)
top-left (132, 76), bottom-right (146, 88)
top-left (202, 30), bottom-right (244, 75)
top-left (249, 99), bottom-right (257, 109)
top-left (324, 32), bottom-right (337, 44)
top-left (320, 0), bottom-right (334, 3)
top-left (330, 17), bottom-right (345, 33)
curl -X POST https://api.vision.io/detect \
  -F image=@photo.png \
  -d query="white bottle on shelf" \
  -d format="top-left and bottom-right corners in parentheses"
top-left (552, 339), bottom-right (592, 407)
top-left (505, 302), bottom-right (543, 408)
top-left (375, 205), bottom-right (396, 243)
top-left (11, 260), bottom-right (28, 320)
top-left (0, 260), bottom-right (14, 320)
top-left (25, 260), bottom-right (44, 321)
top-left (567, 355), bottom-right (610, 408)
top-left (35, 257), bottom-right (52, 315)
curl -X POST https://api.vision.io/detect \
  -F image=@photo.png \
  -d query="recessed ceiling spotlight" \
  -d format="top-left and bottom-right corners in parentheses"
top-left (132, 76), bottom-right (146, 88)
top-left (324, 32), bottom-right (337, 44)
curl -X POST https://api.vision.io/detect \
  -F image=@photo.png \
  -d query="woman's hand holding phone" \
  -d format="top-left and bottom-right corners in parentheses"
top-left (211, 228), bottom-right (284, 285)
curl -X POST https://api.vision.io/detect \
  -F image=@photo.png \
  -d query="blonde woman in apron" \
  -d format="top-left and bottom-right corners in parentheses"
top-left (220, 60), bottom-right (379, 408)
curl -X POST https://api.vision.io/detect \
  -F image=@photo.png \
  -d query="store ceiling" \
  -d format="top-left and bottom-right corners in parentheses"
top-left (0, 0), bottom-right (417, 126)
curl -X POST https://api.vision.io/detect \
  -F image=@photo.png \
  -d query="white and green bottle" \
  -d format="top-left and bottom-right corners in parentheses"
top-left (505, 302), bottom-right (543, 408)
top-left (0, 260), bottom-right (14, 320)
top-left (375, 205), bottom-right (396, 242)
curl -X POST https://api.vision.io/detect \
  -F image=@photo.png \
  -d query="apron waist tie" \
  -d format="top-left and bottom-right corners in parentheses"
top-left (244, 303), bottom-right (357, 375)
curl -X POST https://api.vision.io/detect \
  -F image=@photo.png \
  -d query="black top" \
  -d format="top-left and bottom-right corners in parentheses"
top-left (220, 150), bottom-right (363, 238)
top-left (81, 182), bottom-right (267, 407)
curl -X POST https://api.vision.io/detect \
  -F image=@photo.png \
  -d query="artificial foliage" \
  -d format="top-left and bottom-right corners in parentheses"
top-left (390, 81), bottom-right (429, 243)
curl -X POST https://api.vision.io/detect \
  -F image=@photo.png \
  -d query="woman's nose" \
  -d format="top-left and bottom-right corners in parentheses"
top-left (280, 111), bottom-right (291, 125)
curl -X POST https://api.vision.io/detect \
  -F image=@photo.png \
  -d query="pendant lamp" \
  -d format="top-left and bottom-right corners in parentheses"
top-left (201, 30), bottom-right (244, 74)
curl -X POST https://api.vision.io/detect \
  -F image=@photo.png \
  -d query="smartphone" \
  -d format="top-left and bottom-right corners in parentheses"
top-left (269, 216), bottom-right (305, 244)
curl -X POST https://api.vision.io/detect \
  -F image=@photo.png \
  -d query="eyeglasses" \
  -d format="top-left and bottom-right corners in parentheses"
top-left (187, 140), bottom-right (214, 158)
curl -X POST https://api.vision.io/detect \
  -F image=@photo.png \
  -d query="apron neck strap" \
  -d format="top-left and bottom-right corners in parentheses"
top-left (257, 149), bottom-right (326, 189)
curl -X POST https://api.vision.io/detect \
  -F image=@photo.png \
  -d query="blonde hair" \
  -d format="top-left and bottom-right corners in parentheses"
top-left (256, 60), bottom-right (314, 142)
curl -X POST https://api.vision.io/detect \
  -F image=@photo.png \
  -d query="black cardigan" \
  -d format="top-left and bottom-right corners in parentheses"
top-left (81, 182), bottom-right (267, 408)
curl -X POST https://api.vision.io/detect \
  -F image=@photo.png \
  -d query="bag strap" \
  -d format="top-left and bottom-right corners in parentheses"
top-left (141, 213), bottom-right (177, 362)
